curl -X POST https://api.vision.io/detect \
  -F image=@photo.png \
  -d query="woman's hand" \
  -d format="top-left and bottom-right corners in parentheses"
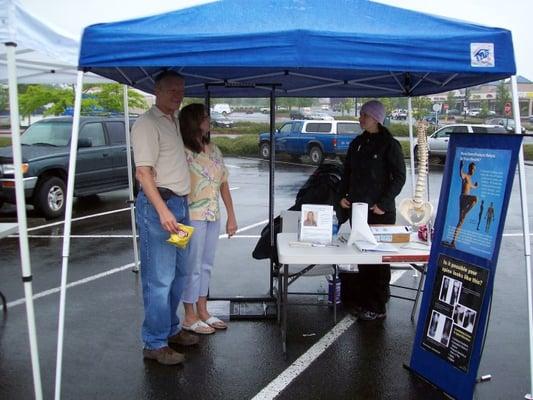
top-left (226, 215), bottom-right (238, 238)
top-left (340, 198), bottom-right (351, 209)
top-left (370, 204), bottom-right (385, 215)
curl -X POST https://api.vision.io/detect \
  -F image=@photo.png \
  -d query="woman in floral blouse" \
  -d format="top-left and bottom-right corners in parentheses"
top-left (178, 103), bottom-right (237, 334)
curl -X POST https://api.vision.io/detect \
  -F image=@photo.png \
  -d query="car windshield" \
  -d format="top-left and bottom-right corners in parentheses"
top-left (21, 120), bottom-right (71, 146)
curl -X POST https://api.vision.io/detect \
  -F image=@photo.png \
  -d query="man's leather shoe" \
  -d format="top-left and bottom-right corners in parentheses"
top-left (168, 330), bottom-right (200, 346)
top-left (143, 346), bottom-right (185, 365)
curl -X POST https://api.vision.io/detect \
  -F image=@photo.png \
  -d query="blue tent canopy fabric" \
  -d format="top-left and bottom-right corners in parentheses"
top-left (78, 0), bottom-right (516, 98)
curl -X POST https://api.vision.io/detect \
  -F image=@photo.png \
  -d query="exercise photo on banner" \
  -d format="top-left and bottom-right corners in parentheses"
top-left (409, 133), bottom-right (523, 400)
top-left (441, 147), bottom-right (512, 260)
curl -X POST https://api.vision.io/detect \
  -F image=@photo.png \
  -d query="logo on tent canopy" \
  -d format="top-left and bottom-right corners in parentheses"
top-left (470, 43), bottom-right (494, 67)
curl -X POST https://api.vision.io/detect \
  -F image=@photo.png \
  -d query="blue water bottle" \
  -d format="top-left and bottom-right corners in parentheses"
top-left (332, 213), bottom-right (339, 242)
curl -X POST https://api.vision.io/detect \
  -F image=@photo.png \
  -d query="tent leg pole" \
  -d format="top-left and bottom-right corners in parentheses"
top-left (205, 90), bottom-right (211, 140)
top-left (122, 85), bottom-right (139, 272)
top-left (5, 42), bottom-right (43, 400)
top-left (269, 89), bottom-right (276, 297)
top-left (510, 76), bottom-right (533, 400)
top-left (407, 97), bottom-right (415, 197)
top-left (54, 70), bottom-right (84, 400)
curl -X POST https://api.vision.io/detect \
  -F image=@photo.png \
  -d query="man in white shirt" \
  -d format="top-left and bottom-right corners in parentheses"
top-left (132, 70), bottom-right (198, 365)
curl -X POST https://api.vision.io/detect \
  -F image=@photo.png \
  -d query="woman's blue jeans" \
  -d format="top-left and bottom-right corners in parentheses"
top-left (135, 191), bottom-right (190, 350)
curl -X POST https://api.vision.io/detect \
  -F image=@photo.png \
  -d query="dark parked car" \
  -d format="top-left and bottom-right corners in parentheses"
top-left (446, 109), bottom-right (461, 116)
top-left (289, 110), bottom-right (311, 120)
top-left (0, 116), bottom-right (135, 218)
top-left (211, 111), bottom-right (234, 128)
top-left (422, 114), bottom-right (438, 125)
top-left (486, 117), bottom-right (526, 134)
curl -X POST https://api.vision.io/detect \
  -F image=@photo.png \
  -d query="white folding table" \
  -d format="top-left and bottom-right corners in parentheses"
top-left (276, 231), bottom-right (429, 353)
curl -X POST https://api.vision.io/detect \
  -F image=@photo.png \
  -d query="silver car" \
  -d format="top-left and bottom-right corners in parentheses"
top-left (416, 124), bottom-right (507, 162)
top-left (486, 117), bottom-right (526, 134)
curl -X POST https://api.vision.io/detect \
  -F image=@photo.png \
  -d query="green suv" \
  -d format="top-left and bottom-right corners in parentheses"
top-left (0, 116), bottom-right (135, 219)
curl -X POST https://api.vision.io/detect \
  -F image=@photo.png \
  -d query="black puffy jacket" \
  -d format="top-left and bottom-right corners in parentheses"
top-left (339, 125), bottom-right (406, 214)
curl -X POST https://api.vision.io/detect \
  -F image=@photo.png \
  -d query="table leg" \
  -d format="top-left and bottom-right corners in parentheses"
top-left (333, 265), bottom-right (337, 324)
top-left (282, 263), bottom-right (288, 354)
top-left (411, 264), bottom-right (426, 322)
top-left (277, 267), bottom-right (282, 325)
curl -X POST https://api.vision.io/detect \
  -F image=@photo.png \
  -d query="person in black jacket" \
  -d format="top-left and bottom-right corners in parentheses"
top-left (339, 100), bottom-right (406, 321)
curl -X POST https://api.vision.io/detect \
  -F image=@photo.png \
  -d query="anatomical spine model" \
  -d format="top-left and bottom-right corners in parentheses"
top-left (399, 121), bottom-right (434, 226)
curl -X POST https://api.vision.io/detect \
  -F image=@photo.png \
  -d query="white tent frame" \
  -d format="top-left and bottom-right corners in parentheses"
top-left (3, 41), bottom-right (43, 400)
top-left (1, 2), bottom-right (136, 399)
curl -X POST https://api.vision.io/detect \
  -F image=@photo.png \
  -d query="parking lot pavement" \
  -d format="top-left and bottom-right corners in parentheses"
top-left (1, 157), bottom-right (532, 399)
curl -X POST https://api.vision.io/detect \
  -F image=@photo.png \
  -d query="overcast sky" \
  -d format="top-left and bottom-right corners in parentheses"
top-left (21, 0), bottom-right (533, 81)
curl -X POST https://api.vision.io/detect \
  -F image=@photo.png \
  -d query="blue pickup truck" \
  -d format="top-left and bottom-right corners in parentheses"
top-left (259, 119), bottom-right (361, 164)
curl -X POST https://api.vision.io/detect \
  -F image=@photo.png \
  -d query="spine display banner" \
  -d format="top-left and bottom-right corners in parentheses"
top-left (409, 133), bottom-right (523, 400)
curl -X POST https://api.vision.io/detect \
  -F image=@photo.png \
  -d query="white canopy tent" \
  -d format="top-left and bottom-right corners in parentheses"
top-left (0, 0), bottom-right (109, 85)
top-left (1, 1), bottom-right (125, 399)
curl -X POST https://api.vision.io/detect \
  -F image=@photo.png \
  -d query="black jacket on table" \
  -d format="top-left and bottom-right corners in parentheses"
top-left (339, 125), bottom-right (406, 216)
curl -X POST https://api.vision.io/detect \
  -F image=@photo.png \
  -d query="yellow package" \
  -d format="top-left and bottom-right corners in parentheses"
top-left (166, 223), bottom-right (195, 248)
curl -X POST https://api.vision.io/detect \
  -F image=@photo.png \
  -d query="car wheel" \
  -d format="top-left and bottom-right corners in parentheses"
top-left (34, 176), bottom-right (66, 219)
top-left (260, 142), bottom-right (270, 159)
top-left (309, 146), bottom-right (324, 165)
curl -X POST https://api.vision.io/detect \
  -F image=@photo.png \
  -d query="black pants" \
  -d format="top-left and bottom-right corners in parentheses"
top-left (352, 210), bottom-right (395, 314)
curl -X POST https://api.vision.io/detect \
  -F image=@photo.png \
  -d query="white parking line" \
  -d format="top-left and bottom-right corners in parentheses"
top-left (22, 235), bottom-right (136, 239)
top-left (27, 207), bottom-right (130, 232)
top-left (23, 187), bottom-right (240, 233)
top-left (4, 263), bottom-right (135, 309)
top-left (251, 269), bottom-right (406, 400)
top-left (241, 156), bottom-right (316, 168)
top-left (220, 235), bottom-right (261, 239)
top-left (17, 234), bottom-right (262, 239)
top-left (3, 219), bottom-right (268, 309)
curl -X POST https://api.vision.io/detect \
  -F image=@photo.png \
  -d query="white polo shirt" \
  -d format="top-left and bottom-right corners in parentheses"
top-left (131, 105), bottom-right (191, 196)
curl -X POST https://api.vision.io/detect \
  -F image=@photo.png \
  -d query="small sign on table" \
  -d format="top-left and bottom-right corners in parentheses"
top-left (299, 204), bottom-right (333, 244)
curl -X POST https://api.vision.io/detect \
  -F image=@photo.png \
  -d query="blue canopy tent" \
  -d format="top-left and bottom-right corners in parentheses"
top-left (52, 1), bottom-right (530, 399)
top-left (78, 0), bottom-right (515, 98)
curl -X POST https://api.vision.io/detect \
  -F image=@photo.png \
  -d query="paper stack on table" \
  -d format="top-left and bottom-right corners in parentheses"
top-left (346, 203), bottom-right (398, 253)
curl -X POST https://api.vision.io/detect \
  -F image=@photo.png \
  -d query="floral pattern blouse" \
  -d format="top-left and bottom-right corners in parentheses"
top-left (185, 143), bottom-right (228, 221)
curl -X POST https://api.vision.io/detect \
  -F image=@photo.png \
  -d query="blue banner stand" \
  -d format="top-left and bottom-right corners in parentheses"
top-left (409, 133), bottom-right (523, 400)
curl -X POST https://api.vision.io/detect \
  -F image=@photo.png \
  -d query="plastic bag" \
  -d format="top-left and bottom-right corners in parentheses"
top-left (167, 223), bottom-right (195, 248)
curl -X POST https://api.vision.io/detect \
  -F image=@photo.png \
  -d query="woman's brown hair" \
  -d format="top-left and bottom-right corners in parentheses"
top-left (179, 103), bottom-right (210, 153)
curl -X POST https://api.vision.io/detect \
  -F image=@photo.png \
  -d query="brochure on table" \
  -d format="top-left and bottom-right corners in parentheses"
top-left (299, 204), bottom-right (333, 244)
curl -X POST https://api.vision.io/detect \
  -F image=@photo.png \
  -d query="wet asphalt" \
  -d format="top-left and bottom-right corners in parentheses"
top-left (0, 156), bottom-right (532, 400)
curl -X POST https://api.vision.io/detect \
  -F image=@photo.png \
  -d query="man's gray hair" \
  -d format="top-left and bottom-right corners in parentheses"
top-left (154, 70), bottom-right (184, 89)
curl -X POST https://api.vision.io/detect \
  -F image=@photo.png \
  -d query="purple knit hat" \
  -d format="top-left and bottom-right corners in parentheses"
top-left (360, 100), bottom-right (385, 124)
